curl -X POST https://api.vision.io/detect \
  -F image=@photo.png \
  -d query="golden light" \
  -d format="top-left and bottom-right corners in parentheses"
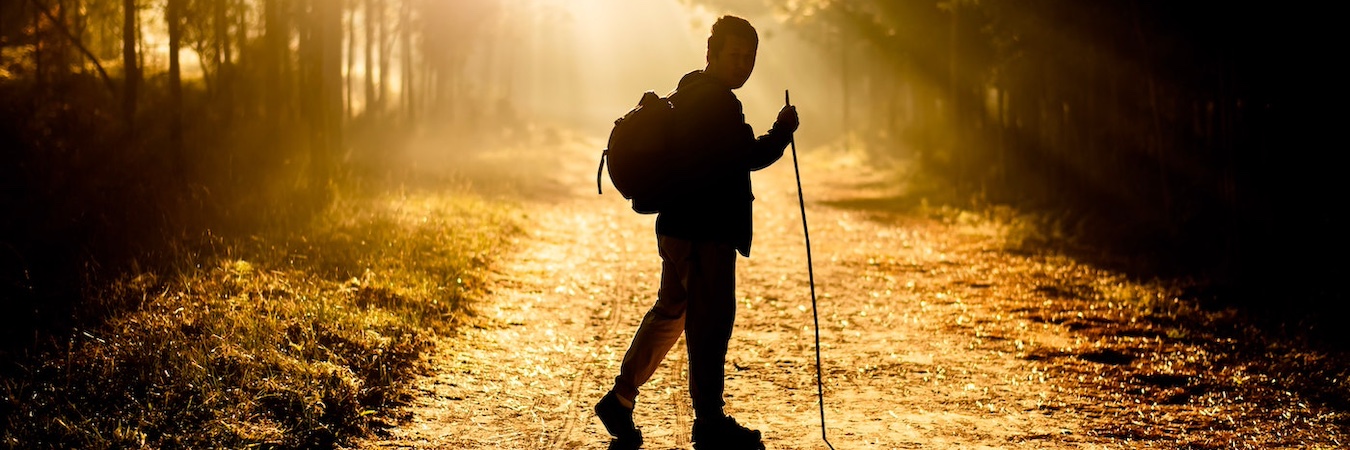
top-left (509, 0), bottom-right (709, 132)
top-left (506, 0), bottom-right (841, 140)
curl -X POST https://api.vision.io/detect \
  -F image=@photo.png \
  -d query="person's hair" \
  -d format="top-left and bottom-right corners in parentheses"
top-left (707, 15), bottom-right (758, 56)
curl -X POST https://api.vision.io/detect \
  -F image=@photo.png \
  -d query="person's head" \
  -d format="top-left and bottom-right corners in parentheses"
top-left (705, 15), bottom-right (758, 89)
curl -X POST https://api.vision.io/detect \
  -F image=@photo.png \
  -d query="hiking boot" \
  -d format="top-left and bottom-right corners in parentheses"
top-left (595, 391), bottom-right (642, 449)
top-left (691, 414), bottom-right (765, 450)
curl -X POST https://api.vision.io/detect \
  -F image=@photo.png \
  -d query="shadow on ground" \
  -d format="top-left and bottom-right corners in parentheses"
top-left (813, 162), bottom-right (1350, 446)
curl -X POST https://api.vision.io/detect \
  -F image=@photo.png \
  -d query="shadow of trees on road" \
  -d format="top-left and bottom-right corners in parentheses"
top-left (815, 178), bottom-right (1350, 445)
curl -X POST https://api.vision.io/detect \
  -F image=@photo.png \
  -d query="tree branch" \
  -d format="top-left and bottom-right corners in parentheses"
top-left (27, 0), bottom-right (117, 96)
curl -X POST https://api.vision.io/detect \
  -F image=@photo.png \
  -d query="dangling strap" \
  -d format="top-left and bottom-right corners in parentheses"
top-left (596, 150), bottom-right (608, 195)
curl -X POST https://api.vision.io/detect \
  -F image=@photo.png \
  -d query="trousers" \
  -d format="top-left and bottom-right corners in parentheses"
top-left (612, 234), bottom-right (738, 418)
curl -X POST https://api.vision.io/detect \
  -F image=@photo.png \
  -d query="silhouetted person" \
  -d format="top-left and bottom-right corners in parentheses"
top-left (595, 15), bottom-right (799, 450)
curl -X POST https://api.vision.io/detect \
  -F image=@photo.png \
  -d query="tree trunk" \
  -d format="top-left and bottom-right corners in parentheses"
top-left (167, 0), bottom-right (184, 174)
top-left (53, 0), bottom-right (67, 82)
top-left (122, 0), bottom-right (138, 133)
top-left (997, 87), bottom-right (1007, 190)
top-left (1131, 0), bottom-right (1171, 220)
top-left (33, 5), bottom-right (43, 89)
top-left (28, 0), bottom-right (116, 94)
top-left (236, 0), bottom-right (247, 73)
top-left (400, 0), bottom-right (413, 122)
top-left (301, 0), bottom-right (343, 197)
top-left (948, 4), bottom-right (963, 188)
top-left (214, 0), bottom-right (225, 75)
top-left (346, 1), bottom-right (355, 120)
top-left (840, 29), bottom-right (849, 152)
top-left (215, 0), bottom-right (233, 120)
top-left (264, 0), bottom-right (283, 120)
top-left (321, 0), bottom-right (343, 188)
top-left (363, 0), bottom-right (374, 117)
top-left (63, 0), bottom-right (80, 78)
top-left (377, 0), bottom-right (389, 114)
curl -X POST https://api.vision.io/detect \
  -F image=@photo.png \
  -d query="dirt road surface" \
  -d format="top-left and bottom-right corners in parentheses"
top-left (354, 136), bottom-right (1346, 450)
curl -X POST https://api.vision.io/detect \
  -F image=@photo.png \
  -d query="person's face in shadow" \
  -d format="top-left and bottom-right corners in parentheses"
top-left (707, 35), bottom-right (757, 90)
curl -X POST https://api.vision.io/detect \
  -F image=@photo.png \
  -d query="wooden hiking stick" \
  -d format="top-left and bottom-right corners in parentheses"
top-left (787, 90), bottom-right (835, 450)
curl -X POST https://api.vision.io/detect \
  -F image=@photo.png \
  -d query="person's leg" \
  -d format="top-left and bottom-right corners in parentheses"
top-left (612, 235), bottom-right (693, 403)
top-left (683, 241), bottom-right (764, 449)
top-left (682, 240), bottom-right (738, 419)
top-left (597, 235), bottom-right (694, 447)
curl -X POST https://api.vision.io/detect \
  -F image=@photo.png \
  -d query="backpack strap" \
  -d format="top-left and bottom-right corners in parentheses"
top-left (596, 149), bottom-right (608, 195)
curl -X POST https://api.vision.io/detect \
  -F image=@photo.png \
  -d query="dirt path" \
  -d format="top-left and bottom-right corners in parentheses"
top-left (354, 138), bottom-right (1347, 450)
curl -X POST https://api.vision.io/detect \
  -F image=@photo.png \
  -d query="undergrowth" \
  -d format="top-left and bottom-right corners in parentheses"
top-left (1, 188), bottom-right (521, 449)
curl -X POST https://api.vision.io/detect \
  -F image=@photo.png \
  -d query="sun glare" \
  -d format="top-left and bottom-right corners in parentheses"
top-left (509, 0), bottom-right (707, 131)
top-left (509, 0), bottom-right (833, 136)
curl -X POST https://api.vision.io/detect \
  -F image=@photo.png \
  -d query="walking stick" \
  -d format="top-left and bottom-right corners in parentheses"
top-left (786, 90), bottom-right (835, 450)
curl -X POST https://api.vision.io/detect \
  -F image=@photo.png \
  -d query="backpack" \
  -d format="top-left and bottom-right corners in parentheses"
top-left (596, 90), bottom-right (677, 214)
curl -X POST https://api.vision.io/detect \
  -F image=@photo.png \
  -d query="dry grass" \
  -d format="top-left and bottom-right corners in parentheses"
top-left (1, 188), bottom-right (521, 449)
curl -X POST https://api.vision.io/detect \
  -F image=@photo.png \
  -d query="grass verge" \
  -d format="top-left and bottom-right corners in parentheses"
top-left (1, 187), bottom-right (521, 449)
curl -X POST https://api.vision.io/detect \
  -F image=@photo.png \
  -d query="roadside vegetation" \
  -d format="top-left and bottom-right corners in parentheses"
top-left (1, 188), bottom-right (521, 449)
top-left (3, 0), bottom-right (532, 446)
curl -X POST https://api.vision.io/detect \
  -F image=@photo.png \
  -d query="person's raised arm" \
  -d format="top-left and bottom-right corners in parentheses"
top-left (746, 104), bottom-right (798, 171)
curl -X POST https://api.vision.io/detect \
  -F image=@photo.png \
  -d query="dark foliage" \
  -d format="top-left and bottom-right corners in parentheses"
top-left (739, 0), bottom-right (1346, 339)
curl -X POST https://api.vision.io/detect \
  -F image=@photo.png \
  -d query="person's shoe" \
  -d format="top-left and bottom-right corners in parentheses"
top-left (595, 391), bottom-right (642, 449)
top-left (691, 414), bottom-right (765, 450)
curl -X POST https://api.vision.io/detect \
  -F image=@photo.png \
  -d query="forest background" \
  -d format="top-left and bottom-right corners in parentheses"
top-left (0, 0), bottom-right (1342, 447)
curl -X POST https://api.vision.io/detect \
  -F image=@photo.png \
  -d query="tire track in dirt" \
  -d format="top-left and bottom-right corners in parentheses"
top-left (355, 138), bottom-right (1349, 449)
top-left (351, 140), bottom-right (693, 449)
top-left (535, 208), bottom-right (617, 449)
top-left (540, 203), bottom-right (657, 449)
top-left (351, 141), bottom-right (1100, 449)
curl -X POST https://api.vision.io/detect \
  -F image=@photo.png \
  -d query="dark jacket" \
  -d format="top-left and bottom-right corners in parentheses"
top-left (655, 70), bottom-right (793, 257)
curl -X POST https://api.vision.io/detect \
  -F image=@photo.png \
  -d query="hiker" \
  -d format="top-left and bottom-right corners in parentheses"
top-left (595, 15), bottom-right (800, 450)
